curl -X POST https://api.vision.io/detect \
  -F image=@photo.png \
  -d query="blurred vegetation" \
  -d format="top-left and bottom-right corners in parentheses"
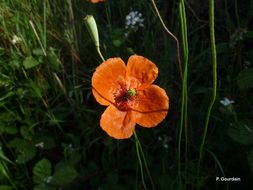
top-left (0, 0), bottom-right (253, 189)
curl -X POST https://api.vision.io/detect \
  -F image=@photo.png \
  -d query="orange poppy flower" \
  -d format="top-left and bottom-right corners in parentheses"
top-left (87, 0), bottom-right (105, 3)
top-left (92, 55), bottom-right (169, 139)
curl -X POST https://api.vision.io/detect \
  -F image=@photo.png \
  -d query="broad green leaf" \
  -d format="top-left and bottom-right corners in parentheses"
top-left (7, 137), bottom-right (22, 148)
top-left (23, 56), bottom-right (40, 69)
top-left (15, 88), bottom-right (27, 99)
top-left (237, 68), bottom-right (253, 89)
top-left (68, 152), bottom-right (81, 165)
top-left (48, 47), bottom-right (61, 71)
top-left (4, 126), bottom-right (17, 135)
top-left (32, 49), bottom-right (44, 56)
top-left (33, 159), bottom-right (52, 184)
top-left (16, 141), bottom-right (37, 164)
top-left (227, 122), bottom-right (253, 145)
top-left (20, 125), bottom-right (33, 140)
top-left (10, 60), bottom-right (21, 69)
top-left (0, 112), bottom-right (13, 122)
top-left (51, 165), bottom-right (78, 186)
top-left (30, 81), bottom-right (42, 99)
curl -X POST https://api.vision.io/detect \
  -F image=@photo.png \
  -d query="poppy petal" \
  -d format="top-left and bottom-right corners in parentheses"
top-left (132, 85), bottom-right (169, 127)
top-left (87, 0), bottom-right (105, 3)
top-left (92, 58), bottom-right (126, 106)
top-left (126, 55), bottom-right (158, 89)
top-left (100, 105), bottom-right (136, 139)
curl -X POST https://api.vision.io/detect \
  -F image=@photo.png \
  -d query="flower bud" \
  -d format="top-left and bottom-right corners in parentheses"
top-left (84, 15), bottom-right (100, 47)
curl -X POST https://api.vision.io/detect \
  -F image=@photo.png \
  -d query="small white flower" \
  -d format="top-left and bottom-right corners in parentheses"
top-left (44, 176), bottom-right (53, 183)
top-left (220, 97), bottom-right (235, 106)
top-left (124, 32), bottom-right (129, 38)
top-left (157, 135), bottom-right (172, 151)
top-left (11, 35), bottom-right (22, 44)
top-left (125, 10), bottom-right (144, 31)
top-left (35, 142), bottom-right (44, 148)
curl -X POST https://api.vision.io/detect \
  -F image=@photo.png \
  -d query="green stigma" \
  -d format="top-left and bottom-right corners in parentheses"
top-left (128, 88), bottom-right (136, 96)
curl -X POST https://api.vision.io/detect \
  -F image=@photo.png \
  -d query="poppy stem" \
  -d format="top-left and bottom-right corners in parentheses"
top-left (133, 131), bottom-right (155, 190)
top-left (134, 132), bottom-right (147, 190)
top-left (96, 46), bottom-right (105, 62)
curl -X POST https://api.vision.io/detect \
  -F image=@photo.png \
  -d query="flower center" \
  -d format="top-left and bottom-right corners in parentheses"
top-left (128, 88), bottom-right (136, 96)
top-left (113, 87), bottom-right (136, 111)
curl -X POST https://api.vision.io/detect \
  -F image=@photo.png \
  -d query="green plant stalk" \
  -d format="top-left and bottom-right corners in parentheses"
top-left (182, 0), bottom-right (189, 166)
top-left (67, 0), bottom-right (80, 103)
top-left (67, 0), bottom-right (79, 51)
top-left (97, 47), bottom-right (105, 62)
top-left (43, 0), bottom-right (47, 50)
top-left (29, 20), bottom-right (47, 56)
top-left (177, 83), bottom-right (185, 185)
top-left (150, 0), bottom-right (188, 186)
top-left (177, 0), bottom-right (189, 187)
top-left (134, 132), bottom-right (147, 190)
top-left (197, 0), bottom-right (217, 185)
top-left (134, 131), bottom-right (155, 190)
top-left (180, 0), bottom-right (189, 162)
